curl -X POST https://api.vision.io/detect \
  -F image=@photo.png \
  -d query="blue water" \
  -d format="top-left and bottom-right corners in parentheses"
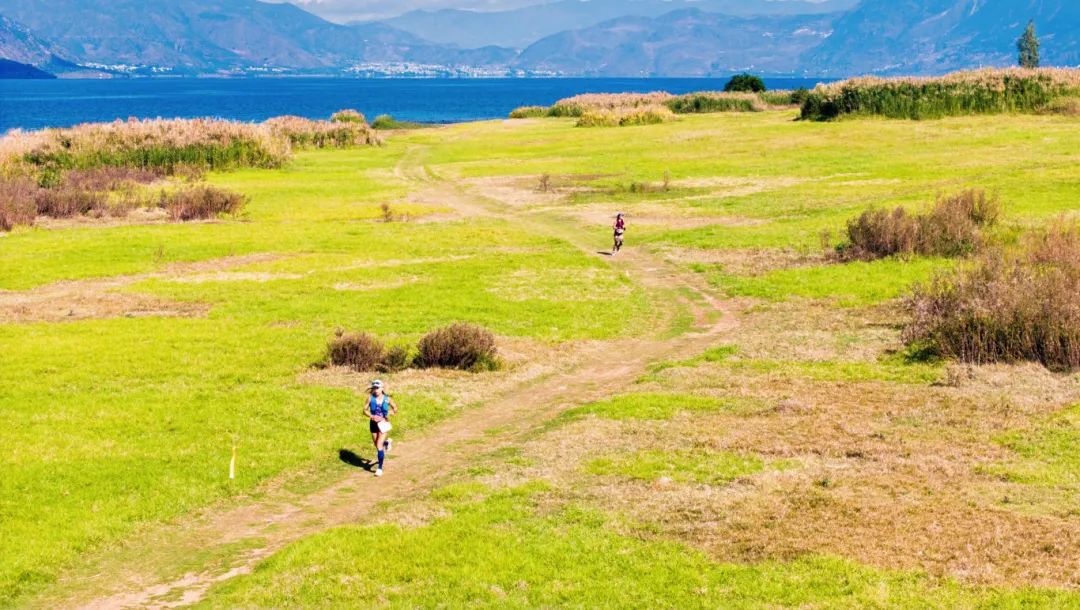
top-left (0, 77), bottom-right (830, 132)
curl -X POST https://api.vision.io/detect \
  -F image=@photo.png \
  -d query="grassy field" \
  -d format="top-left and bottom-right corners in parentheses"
top-left (3, 109), bottom-right (1079, 608)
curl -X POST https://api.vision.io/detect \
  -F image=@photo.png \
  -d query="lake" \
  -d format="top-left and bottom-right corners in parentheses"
top-left (0, 77), bottom-right (830, 132)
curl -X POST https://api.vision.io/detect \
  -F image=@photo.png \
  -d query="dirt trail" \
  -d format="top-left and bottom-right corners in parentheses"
top-left (40, 145), bottom-right (738, 610)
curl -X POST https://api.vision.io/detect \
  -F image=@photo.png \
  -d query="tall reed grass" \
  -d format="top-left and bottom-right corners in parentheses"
top-left (264, 116), bottom-right (382, 149)
top-left (1, 119), bottom-right (290, 180)
top-left (510, 90), bottom-right (801, 124)
top-left (800, 68), bottom-right (1080, 121)
top-left (576, 105), bottom-right (676, 128)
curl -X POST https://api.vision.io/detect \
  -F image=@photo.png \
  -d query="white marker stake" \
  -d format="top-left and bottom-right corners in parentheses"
top-left (229, 444), bottom-right (237, 480)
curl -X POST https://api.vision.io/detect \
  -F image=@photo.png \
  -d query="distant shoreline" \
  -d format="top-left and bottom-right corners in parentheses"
top-left (0, 76), bottom-right (835, 132)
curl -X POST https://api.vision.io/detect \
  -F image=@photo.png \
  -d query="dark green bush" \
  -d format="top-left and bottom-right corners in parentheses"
top-left (724, 73), bottom-right (766, 93)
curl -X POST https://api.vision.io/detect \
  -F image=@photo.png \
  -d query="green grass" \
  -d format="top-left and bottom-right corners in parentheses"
top-left (196, 483), bottom-right (1077, 609)
top-left (0, 142), bottom-right (655, 603)
top-left (990, 404), bottom-right (1080, 493)
top-left (707, 258), bottom-right (953, 307)
top-left (6, 109), bottom-right (1080, 606)
top-left (586, 449), bottom-right (769, 485)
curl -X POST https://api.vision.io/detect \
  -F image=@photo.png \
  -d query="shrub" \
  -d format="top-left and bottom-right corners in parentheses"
top-left (509, 106), bottom-right (547, 119)
top-left (618, 106), bottom-right (675, 126)
top-left (330, 109), bottom-right (367, 124)
top-left (34, 185), bottom-right (107, 218)
top-left (415, 323), bottom-right (499, 371)
top-left (264, 116), bottom-right (382, 149)
top-left (329, 332), bottom-right (386, 372)
top-left (725, 73), bottom-right (766, 93)
top-left (371, 115), bottom-right (426, 130)
top-left (576, 105), bottom-right (675, 128)
top-left (0, 177), bottom-right (38, 230)
top-left (834, 189), bottom-right (999, 261)
top-left (158, 185), bottom-right (247, 221)
top-left (576, 110), bottom-right (619, 128)
top-left (800, 68), bottom-right (1080, 121)
top-left (379, 345), bottom-right (411, 373)
top-left (546, 102), bottom-right (585, 118)
top-left (904, 223), bottom-right (1080, 369)
top-left (1045, 97), bottom-right (1080, 116)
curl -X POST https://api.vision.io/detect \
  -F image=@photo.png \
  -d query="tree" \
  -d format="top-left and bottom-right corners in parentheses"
top-left (1017, 20), bottom-right (1040, 69)
top-left (724, 73), bottom-right (766, 93)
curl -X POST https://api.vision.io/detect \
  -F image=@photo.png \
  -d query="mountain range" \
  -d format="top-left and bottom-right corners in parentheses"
top-left (377, 0), bottom-right (859, 50)
top-left (0, 0), bottom-right (1077, 79)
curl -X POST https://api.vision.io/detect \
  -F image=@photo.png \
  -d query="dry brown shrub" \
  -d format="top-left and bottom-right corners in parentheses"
top-left (0, 177), bottom-right (38, 230)
top-left (329, 332), bottom-right (386, 372)
top-left (415, 323), bottom-right (499, 371)
top-left (905, 222), bottom-right (1080, 369)
top-left (835, 189), bottom-right (999, 261)
top-left (158, 185), bottom-right (247, 221)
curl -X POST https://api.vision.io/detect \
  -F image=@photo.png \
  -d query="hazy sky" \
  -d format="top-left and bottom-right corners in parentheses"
top-left (280, 0), bottom-right (545, 22)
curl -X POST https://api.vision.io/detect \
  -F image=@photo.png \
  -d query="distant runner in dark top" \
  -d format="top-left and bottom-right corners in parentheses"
top-left (363, 379), bottom-right (398, 477)
top-left (612, 213), bottom-right (626, 255)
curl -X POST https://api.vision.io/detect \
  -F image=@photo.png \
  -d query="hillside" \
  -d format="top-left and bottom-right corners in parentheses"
top-left (514, 9), bottom-right (838, 76)
top-left (2, 0), bottom-right (1079, 78)
top-left (806, 0), bottom-right (1080, 75)
top-left (0, 0), bottom-right (514, 74)
top-left (0, 57), bottom-right (53, 78)
top-left (379, 0), bottom-right (858, 50)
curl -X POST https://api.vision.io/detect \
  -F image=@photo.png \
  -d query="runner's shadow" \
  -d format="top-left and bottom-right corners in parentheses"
top-left (596, 251), bottom-right (613, 256)
top-left (338, 449), bottom-right (375, 472)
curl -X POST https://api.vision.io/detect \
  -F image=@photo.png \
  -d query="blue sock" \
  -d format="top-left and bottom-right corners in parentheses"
top-left (377, 450), bottom-right (385, 469)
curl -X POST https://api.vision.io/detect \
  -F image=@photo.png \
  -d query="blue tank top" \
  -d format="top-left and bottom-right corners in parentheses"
top-left (369, 395), bottom-right (389, 418)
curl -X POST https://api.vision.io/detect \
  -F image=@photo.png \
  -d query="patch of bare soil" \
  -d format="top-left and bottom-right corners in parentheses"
top-left (33, 207), bottom-right (172, 229)
top-left (660, 247), bottom-right (825, 275)
top-left (462, 175), bottom-right (568, 209)
top-left (502, 352), bottom-right (1080, 589)
top-left (567, 205), bottom-right (764, 232)
top-left (722, 300), bottom-right (900, 363)
top-left (674, 176), bottom-right (810, 199)
top-left (0, 253), bottom-right (281, 323)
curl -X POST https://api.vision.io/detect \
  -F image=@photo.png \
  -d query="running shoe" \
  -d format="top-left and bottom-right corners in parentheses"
top-left (375, 468), bottom-right (383, 477)
top-left (385, 438), bottom-right (393, 453)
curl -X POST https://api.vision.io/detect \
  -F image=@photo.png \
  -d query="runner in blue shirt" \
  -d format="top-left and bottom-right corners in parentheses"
top-left (363, 379), bottom-right (398, 477)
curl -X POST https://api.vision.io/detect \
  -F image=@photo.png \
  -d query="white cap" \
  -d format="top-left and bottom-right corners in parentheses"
top-left (370, 379), bottom-right (384, 389)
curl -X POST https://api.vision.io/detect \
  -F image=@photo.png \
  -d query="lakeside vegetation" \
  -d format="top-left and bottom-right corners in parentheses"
top-left (0, 112), bottom-right (381, 232)
top-left (509, 90), bottom-right (804, 127)
top-left (2, 101), bottom-right (1079, 607)
top-left (508, 68), bottom-right (1080, 128)
top-left (800, 68), bottom-right (1080, 120)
